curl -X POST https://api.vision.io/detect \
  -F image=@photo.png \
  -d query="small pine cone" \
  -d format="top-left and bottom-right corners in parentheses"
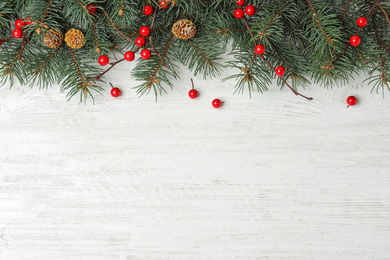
top-left (43, 29), bottom-right (64, 48)
top-left (172, 19), bottom-right (196, 40)
top-left (65, 28), bottom-right (85, 49)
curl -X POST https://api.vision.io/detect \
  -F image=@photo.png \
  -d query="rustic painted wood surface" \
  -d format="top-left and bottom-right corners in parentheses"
top-left (1, 62), bottom-right (390, 260)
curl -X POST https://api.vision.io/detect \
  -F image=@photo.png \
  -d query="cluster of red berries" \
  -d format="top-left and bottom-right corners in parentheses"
top-left (234, 0), bottom-right (256, 19)
top-left (10, 17), bottom-right (32, 40)
top-left (350, 17), bottom-right (368, 47)
top-left (142, 1), bottom-right (171, 15)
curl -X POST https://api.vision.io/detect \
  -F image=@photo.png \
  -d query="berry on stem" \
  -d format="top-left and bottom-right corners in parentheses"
top-left (143, 5), bottom-right (153, 16)
top-left (236, 0), bottom-right (245, 6)
top-left (245, 5), bottom-right (256, 16)
top-left (124, 51), bottom-right (135, 61)
top-left (141, 49), bottom-right (151, 60)
top-left (255, 44), bottom-right (265, 55)
top-left (212, 99), bottom-right (222, 108)
top-left (275, 66), bottom-right (285, 77)
top-left (234, 8), bottom-right (245, 19)
top-left (139, 26), bottom-right (151, 37)
top-left (110, 82), bottom-right (121, 98)
top-left (25, 16), bottom-right (32, 25)
top-left (346, 96), bottom-right (357, 107)
top-left (159, 1), bottom-right (169, 9)
top-left (357, 17), bottom-right (367, 28)
top-left (188, 79), bottom-right (198, 99)
top-left (350, 35), bottom-right (361, 47)
top-left (15, 19), bottom-right (26, 28)
top-left (98, 55), bottom-right (109, 66)
top-left (13, 28), bottom-right (23, 38)
top-left (135, 36), bottom-right (146, 47)
top-left (87, 4), bottom-right (97, 15)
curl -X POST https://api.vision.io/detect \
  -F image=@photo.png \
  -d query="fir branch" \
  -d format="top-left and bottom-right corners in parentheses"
top-left (98, 6), bottom-right (131, 41)
top-left (340, 0), bottom-right (351, 26)
top-left (261, 0), bottom-right (291, 39)
top-left (306, 0), bottom-right (333, 44)
top-left (149, 6), bottom-right (166, 67)
top-left (33, 46), bottom-right (60, 76)
top-left (86, 58), bottom-right (125, 81)
top-left (69, 48), bottom-right (87, 95)
top-left (188, 39), bottom-right (214, 67)
top-left (378, 2), bottom-right (390, 25)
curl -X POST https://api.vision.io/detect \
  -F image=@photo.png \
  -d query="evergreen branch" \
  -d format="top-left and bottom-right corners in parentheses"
top-left (378, 2), bottom-right (390, 24)
top-left (188, 39), bottom-right (214, 67)
top-left (340, 0), bottom-right (351, 26)
top-left (86, 58), bottom-right (125, 81)
top-left (261, 0), bottom-right (291, 38)
top-left (149, 6), bottom-right (166, 67)
top-left (4, 33), bottom-right (32, 75)
top-left (98, 6), bottom-right (131, 41)
top-left (40, 0), bottom-right (54, 24)
top-left (93, 21), bottom-right (100, 53)
top-left (69, 48), bottom-right (87, 95)
top-left (147, 33), bottom-right (174, 89)
top-left (306, 0), bottom-right (333, 44)
top-left (33, 46), bottom-right (60, 76)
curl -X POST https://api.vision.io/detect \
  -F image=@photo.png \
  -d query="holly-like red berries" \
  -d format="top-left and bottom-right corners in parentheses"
top-left (236, 0), bottom-right (245, 6)
top-left (111, 87), bottom-right (121, 98)
top-left (124, 51), bottom-right (135, 62)
top-left (98, 55), bottom-right (109, 66)
top-left (255, 44), bottom-right (265, 55)
top-left (275, 66), bottom-right (285, 77)
top-left (189, 89), bottom-right (198, 99)
top-left (245, 5), bottom-right (256, 16)
top-left (143, 5), bottom-right (153, 16)
top-left (346, 96), bottom-right (357, 106)
top-left (159, 1), bottom-right (169, 9)
top-left (141, 49), bottom-right (152, 60)
top-left (212, 99), bottom-right (222, 108)
top-left (15, 19), bottom-right (26, 28)
top-left (135, 36), bottom-right (146, 47)
top-left (87, 4), bottom-right (97, 15)
top-left (357, 17), bottom-right (367, 28)
top-left (139, 26), bottom-right (151, 37)
top-left (234, 8), bottom-right (245, 19)
top-left (350, 35), bottom-right (361, 47)
top-left (13, 28), bottom-right (23, 38)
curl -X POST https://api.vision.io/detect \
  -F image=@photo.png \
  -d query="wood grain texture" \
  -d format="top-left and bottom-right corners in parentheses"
top-left (1, 62), bottom-right (390, 260)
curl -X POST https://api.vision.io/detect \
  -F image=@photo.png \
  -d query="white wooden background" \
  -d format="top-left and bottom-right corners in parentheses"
top-left (1, 60), bottom-right (390, 260)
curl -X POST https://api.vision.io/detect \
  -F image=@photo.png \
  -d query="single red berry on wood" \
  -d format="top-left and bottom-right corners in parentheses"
top-left (98, 55), bottom-right (109, 66)
top-left (87, 4), bottom-right (97, 15)
top-left (15, 19), bottom-right (26, 28)
top-left (143, 5), bottom-right (153, 15)
top-left (139, 26), bottom-right (151, 37)
top-left (357, 17), bottom-right (367, 28)
top-left (141, 49), bottom-right (151, 60)
top-left (0, 39), bottom-right (2, 47)
top-left (159, 1), bottom-right (169, 9)
top-left (275, 66), bottom-right (285, 77)
top-left (124, 51), bottom-right (135, 61)
top-left (13, 28), bottom-right (23, 38)
top-left (350, 35), bottom-right (361, 47)
top-left (255, 44), bottom-right (265, 55)
top-left (189, 89), bottom-right (198, 99)
top-left (111, 87), bottom-right (121, 98)
top-left (346, 96), bottom-right (357, 106)
top-left (234, 8), bottom-right (245, 19)
top-left (212, 99), bottom-right (222, 108)
top-left (245, 5), bottom-right (256, 16)
top-left (236, 0), bottom-right (245, 6)
top-left (135, 36), bottom-right (146, 47)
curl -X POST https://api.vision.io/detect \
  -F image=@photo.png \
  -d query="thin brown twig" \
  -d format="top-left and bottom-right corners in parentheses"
top-left (306, 0), bottom-right (333, 44)
top-left (93, 21), bottom-right (100, 53)
top-left (149, 7), bottom-right (166, 67)
top-left (188, 39), bottom-right (214, 67)
top-left (34, 45), bottom-right (60, 76)
top-left (262, 0), bottom-right (291, 37)
top-left (98, 7), bottom-right (132, 41)
top-left (86, 58), bottom-right (125, 81)
top-left (70, 48), bottom-right (88, 95)
top-left (340, 0), bottom-right (351, 25)
top-left (378, 3), bottom-right (390, 24)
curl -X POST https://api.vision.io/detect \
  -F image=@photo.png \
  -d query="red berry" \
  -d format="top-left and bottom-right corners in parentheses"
top-left (234, 8), bottom-right (245, 19)
top-left (236, 0), bottom-right (245, 6)
top-left (141, 49), bottom-right (152, 60)
top-left (143, 5), bottom-right (153, 15)
top-left (98, 55), bottom-right (109, 66)
top-left (87, 4), bottom-right (97, 15)
top-left (139, 26), bottom-right (151, 37)
top-left (357, 17), bottom-right (367, 28)
top-left (15, 19), bottom-right (26, 28)
top-left (0, 39), bottom-right (2, 47)
top-left (212, 99), bottom-right (222, 108)
top-left (124, 51), bottom-right (135, 61)
top-left (188, 89), bottom-right (198, 99)
top-left (350, 35), bottom-right (361, 47)
top-left (25, 16), bottom-right (32, 25)
top-left (346, 96), bottom-right (357, 106)
top-left (159, 1), bottom-right (169, 9)
top-left (135, 36), bottom-right (146, 47)
top-left (13, 28), bottom-right (23, 39)
top-left (245, 5), bottom-right (256, 16)
top-left (111, 87), bottom-right (121, 98)
top-left (255, 44), bottom-right (265, 55)
top-left (275, 66), bottom-right (285, 77)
